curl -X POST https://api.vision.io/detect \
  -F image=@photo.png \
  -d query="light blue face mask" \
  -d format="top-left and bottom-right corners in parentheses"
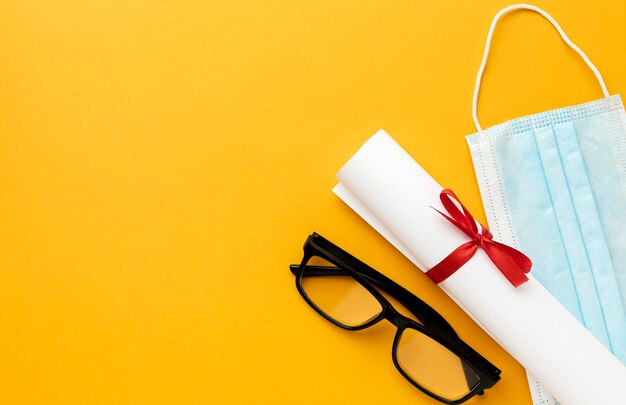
top-left (466, 4), bottom-right (626, 404)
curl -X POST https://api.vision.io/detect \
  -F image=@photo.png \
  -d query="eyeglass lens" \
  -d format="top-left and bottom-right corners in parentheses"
top-left (299, 255), bottom-right (383, 327)
top-left (396, 327), bottom-right (480, 400)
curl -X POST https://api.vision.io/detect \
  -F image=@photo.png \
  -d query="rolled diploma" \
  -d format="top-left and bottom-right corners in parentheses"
top-left (333, 130), bottom-right (626, 404)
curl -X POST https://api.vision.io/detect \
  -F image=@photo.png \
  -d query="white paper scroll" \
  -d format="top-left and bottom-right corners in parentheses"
top-left (333, 130), bottom-right (626, 405)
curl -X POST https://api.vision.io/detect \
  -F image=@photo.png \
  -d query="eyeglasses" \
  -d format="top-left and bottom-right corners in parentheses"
top-left (289, 233), bottom-right (501, 404)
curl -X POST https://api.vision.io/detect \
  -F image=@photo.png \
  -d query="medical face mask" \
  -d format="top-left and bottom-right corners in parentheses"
top-left (466, 4), bottom-right (626, 404)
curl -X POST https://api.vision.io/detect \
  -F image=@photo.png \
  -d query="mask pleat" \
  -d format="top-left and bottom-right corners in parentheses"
top-left (550, 120), bottom-right (617, 350)
top-left (490, 126), bottom-right (588, 327)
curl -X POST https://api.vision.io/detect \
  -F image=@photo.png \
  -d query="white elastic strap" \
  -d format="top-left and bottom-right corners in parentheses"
top-left (472, 4), bottom-right (610, 132)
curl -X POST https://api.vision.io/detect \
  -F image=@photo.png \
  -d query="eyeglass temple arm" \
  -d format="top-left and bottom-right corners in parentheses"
top-left (289, 264), bottom-right (459, 339)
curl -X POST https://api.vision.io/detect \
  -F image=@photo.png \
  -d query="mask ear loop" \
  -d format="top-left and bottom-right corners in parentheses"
top-left (472, 4), bottom-right (610, 132)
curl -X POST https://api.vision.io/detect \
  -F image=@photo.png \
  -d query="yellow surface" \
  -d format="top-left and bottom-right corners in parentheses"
top-left (1, 1), bottom-right (624, 404)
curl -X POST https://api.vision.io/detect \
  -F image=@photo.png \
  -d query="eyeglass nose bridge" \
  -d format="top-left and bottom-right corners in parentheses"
top-left (383, 305), bottom-right (413, 330)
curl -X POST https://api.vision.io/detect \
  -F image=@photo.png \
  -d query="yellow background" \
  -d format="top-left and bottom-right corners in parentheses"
top-left (1, 1), bottom-right (624, 403)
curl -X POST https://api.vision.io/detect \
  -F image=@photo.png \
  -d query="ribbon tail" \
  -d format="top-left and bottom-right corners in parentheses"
top-left (483, 241), bottom-right (531, 287)
top-left (425, 242), bottom-right (479, 284)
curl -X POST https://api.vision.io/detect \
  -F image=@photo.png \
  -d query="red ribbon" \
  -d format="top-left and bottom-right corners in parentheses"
top-left (425, 189), bottom-right (531, 287)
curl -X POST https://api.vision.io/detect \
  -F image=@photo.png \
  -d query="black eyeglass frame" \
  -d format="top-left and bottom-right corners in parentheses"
top-left (290, 232), bottom-right (501, 404)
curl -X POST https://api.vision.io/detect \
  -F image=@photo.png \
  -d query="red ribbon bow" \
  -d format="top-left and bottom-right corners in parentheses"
top-left (424, 189), bottom-right (532, 287)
